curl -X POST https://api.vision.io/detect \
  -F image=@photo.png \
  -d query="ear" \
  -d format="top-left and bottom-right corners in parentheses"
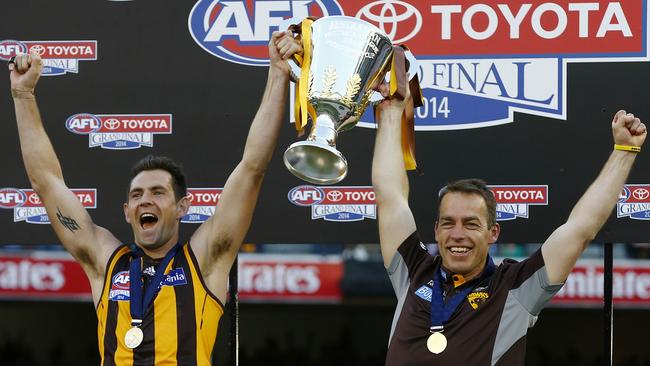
top-left (176, 195), bottom-right (190, 219)
top-left (434, 221), bottom-right (439, 242)
top-left (488, 223), bottom-right (500, 244)
top-left (123, 202), bottom-right (130, 223)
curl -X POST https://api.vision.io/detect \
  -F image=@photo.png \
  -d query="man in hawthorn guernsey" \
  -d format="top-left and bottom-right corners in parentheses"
top-left (371, 87), bottom-right (646, 364)
top-left (8, 31), bottom-right (301, 365)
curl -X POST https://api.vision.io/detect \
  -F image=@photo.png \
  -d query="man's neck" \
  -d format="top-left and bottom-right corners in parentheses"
top-left (442, 261), bottom-right (487, 284)
top-left (138, 236), bottom-right (179, 259)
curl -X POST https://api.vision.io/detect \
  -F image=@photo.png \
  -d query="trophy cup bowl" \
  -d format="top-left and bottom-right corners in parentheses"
top-left (284, 16), bottom-right (394, 185)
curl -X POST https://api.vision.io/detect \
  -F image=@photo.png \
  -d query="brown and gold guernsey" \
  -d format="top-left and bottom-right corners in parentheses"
top-left (386, 232), bottom-right (563, 366)
top-left (96, 242), bottom-right (224, 366)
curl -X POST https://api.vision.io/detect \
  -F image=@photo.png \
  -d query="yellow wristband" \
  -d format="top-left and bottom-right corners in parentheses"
top-left (11, 88), bottom-right (35, 99)
top-left (614, 144), bottom-right (641, 153)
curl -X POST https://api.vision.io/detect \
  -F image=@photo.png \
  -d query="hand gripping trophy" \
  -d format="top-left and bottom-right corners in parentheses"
top-left (283, 16), bottom-right (422, 185)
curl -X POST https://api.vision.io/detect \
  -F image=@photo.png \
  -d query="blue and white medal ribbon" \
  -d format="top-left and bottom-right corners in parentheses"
top-left (125, 243), bottom-right (180, 349)
top-left (428, 257), bottom-right (495, 354)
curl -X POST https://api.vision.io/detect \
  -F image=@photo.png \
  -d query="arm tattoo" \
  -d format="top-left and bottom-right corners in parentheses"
top-left (56, 208), bottom-right (81, 233)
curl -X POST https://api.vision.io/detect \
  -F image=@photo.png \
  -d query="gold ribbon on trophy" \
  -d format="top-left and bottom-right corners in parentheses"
top-left (383, 44), bottom-right (424, 171)
top-left (289, 17), bottom-right (317, 137)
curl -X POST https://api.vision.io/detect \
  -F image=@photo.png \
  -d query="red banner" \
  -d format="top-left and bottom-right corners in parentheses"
top-left (0, 252), bottom-right (343, 303)
top-left (0, 253), bottom-right (91, 301)
top-left (237, 254), bottom-right (343, 302)
top-left (2, 252), bottom-right (648, 307)
top-left (349, 0), bottom-right (645, 56)
top-left (551, 259), bottom-right (650, 307)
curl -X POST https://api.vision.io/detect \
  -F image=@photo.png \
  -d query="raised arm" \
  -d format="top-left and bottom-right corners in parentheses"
top-left (372, 88), bottom-right (417, 267)
top-left (9, 53), bottom-right (121, 301)
top-left (542, 110), bottom-right (647, 283)
top-left (191, 31), bottom-right (301, 301)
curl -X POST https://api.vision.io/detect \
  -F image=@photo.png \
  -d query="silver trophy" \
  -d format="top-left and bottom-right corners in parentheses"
top-left (283, 16), bottom-right (394, 185)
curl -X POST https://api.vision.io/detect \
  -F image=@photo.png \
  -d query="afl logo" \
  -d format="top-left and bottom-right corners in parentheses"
top-left (288, 185), bottom-right (324, 206)
top-left (356, 0), bottom-right (422, 44)
top-left (65, 113), bottom-right (102, 134)
top-left (112, 271), bottom-right (130, 290)
top-left (0, 40), bottom-right (27, 61)
top-left (0, 188), bottom-right (27, 209)
top-left (619, 187), bottom-right (631, 202)
top-left (188, 0), bottom-right (343, 66)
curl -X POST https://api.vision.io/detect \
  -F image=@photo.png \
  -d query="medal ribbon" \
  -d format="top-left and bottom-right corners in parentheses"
top-left (430, 256), bottom-right (495, 332)
top-left (129, 243), bottom-right (181, 325)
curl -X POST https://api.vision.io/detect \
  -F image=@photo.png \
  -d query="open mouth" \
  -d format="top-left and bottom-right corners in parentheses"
top-left (448, 247), bottom-right (472, 256)
top-left (139, 213), bottom-right (159, 230)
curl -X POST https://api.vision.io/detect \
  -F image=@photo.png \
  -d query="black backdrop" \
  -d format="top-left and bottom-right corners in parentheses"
top-left (1, 0), bottom-right (649, 246)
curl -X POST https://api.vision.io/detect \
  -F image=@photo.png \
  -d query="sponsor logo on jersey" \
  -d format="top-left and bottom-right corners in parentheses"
top-left (489, 185), bottom-right (548, 221)
top-left (0, 40), bottom-right (97, 76)
top-left (419, 241), bottom-right (427, 251)
top-left (415, 283), bottom-right (433, 302)
top-left (65, 113), bottom-right (172, 149)
top-left (109, 271), bottom-right (131, 301)
top-left (288, 185), bottom-right (375, 222)
top-left (162, 268), bottom-right (188, 286)
top-left (109, 268), bottom-right (188, 301)
top-left (0, 188), bottom-right (96, 224)
top-left (189, 1), bottom-right (650, 129)
top-left (182, 188), bottom-right (223, 223)
top-left (617, 184), bottom-right (650, 220)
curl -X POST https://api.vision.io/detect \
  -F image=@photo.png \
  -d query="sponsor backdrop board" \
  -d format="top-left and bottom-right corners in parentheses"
top-left (2, 251), bottom-right (650, 308)
top-left (1, 0), bottom-right (649, 245)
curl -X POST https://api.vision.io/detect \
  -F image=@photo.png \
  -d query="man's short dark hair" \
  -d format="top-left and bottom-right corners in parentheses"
top-left (438, 179), bottom-right (497, 227)
top-left (128, 155), bottom-right (187, 201)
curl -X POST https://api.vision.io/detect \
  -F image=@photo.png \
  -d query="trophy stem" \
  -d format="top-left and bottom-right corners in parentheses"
top-left (308, 114), bottom-right (337, 147)
top-left (283, 114), bottom-right (348, 185)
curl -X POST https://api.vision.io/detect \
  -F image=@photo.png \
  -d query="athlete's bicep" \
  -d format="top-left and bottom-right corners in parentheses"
top-left (39, 180), bottom-right (121, 280)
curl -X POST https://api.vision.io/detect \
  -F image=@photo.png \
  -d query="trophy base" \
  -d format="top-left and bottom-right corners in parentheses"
top-left (283, 141), bottom-right (348, 185)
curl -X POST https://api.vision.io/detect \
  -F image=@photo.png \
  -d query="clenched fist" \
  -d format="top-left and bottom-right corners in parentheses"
top-left (8, 52), bottom-right (43, 94)
top-left (612, 110), bottom-right (647, 149)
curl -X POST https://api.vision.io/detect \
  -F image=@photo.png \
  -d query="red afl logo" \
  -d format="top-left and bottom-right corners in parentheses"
top-left (112, 271), bottom-right (130, 290)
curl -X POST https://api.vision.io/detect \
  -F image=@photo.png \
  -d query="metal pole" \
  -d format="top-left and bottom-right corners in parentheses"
top-left (603, 242), bottom-right (613, 366)
top-left (229, 256), bottom-right (239, 366)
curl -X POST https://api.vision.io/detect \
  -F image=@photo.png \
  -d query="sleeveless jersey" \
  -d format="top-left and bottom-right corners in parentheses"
top-left (97, 242), bottom-right (224, 365)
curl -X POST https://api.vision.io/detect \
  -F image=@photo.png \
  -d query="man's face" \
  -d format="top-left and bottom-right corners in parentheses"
top-left (123, 170), bottom-right (188, 252)
top-left (434, 192), bottom-right (500, 280)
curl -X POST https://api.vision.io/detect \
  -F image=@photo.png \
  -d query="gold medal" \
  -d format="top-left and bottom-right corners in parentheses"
top-left (124, 326), bottom-right (144, 349)
top-left (426, 332), bottom-right (447, 354)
